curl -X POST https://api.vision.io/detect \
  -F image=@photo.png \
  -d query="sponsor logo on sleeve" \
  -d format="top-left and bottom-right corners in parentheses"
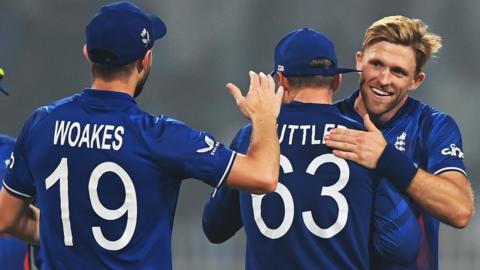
top-left (196, 135), bottom-right (219, 155)
top-left (441, 144), bottom-right (464, 158)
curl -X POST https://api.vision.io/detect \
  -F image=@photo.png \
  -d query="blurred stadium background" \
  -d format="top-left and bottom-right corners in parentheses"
top-left (0, 0), bottom-right (478, 269)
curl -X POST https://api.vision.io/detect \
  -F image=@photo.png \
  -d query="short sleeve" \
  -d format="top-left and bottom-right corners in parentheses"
top-left (3, 119), bottom-right (37, 199)
top-left (148, 117), bottom-right (236, 188)
top-left (425, 114), bottom-right (466, 175)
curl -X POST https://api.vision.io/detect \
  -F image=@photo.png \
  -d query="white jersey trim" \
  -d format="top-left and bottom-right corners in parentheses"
top-left (2, 179), bottom-right (32, 199)
top-left (212, 151), bottom-right (236, 198)
top-left (433, 167), bottom-right (467, 176)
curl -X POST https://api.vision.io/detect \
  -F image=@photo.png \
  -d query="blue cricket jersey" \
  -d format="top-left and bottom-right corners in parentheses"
top-left (3, 89), bottom-right (236, 270)
top-left (335, 90), bottom-right (467, 270)
top-left (0, 135), bottom-right (29, 270)
top-left (205, 102), bottom-right (378, 269)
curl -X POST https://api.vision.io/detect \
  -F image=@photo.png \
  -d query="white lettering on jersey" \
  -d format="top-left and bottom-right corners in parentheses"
top-left (441, 144), bottom-right (464, 158)
top-left (278, 123), bottom-right (345, 146)
top-left (53, 121), bottom-right (124, 151)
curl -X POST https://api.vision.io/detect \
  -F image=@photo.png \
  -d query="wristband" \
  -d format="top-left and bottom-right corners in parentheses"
top-left (376, 144), bottom-right (418, 191)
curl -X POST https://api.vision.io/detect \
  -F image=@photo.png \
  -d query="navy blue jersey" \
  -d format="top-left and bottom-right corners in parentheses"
top-left (3, 89), bottom-right (236, 270)
top-left (0, 135), bottom-right (29, 270)
top-left (207, 102), bottom-right (377, 269)
top-left (335, 90), bottom-right (467, 270)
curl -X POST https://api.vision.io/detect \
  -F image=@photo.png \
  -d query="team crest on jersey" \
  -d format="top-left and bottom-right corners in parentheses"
top-left (394, 132), bottom-right (407, 152)
top-left (441, 144), bottom-right (464, 159)
top-left (196, 135), bottom-right (219, 155)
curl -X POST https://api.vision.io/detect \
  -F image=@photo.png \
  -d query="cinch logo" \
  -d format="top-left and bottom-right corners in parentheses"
top-left (394, 132), bottom-right (407, 152)
top-left (441, 144), bottom-right (464, 159)
top-left (196, 135), bottom-right (216, 154)
top-left (141, 28), bottom-right (150, 47)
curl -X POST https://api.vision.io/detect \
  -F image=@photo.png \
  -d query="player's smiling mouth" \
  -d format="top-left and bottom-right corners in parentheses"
top-left (370, 86), bottom-right (393, 97)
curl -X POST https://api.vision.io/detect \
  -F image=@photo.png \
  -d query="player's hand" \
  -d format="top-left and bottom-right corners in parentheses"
top-left (227, 71), bottom-right (284, 120)
top-left (324, 114), bottom-right (387, 169)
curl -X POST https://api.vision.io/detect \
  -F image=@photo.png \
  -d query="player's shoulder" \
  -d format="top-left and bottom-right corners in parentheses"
top-left (130, 113), bottom-right (198, 138)
top-left (0, 134), bottom-right (15, 146)
top-left (236, 124), bottom-right (252, 138)
top-left (23, 94), bottom-right (79, 134)
top-left (410, 98), bottom-right (459, 128)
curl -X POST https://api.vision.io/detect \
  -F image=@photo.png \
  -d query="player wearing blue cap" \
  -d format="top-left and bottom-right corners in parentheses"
top-left (326, 16), bottom-right (474, 270)
top-left (0, 2), bottom-right (283, 270)
top-left (203, 28), bottom-right (421, 269)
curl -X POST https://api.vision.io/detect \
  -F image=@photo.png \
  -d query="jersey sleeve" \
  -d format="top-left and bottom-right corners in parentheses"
top-left (3, 115), bottom-right (39, 200)
top-left (202, 185), bottom-right (243, 243)
top-left (202, 126), bottom-right (251, 243)
top-left (425, 114), bottom-right (466, 175)
top-left (148, 116), bottom-right (236, 188)
top-left (373, 179), bottom-right (421, 266)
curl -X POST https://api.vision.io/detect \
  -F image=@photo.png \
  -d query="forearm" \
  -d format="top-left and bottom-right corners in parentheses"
top-left (248, 115), bottom-right (280, 179)
top-left (227, 115), bottom-right (279, 194)
top-left (13, 205), bottom-right (40, 244)
top-left (407, 169), bottom-right (474, 228)
top-left (0, 189), bottom-right (40, 244)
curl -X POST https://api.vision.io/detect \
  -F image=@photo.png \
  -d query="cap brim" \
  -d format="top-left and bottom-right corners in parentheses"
top-left (148, 14), bottom-right (167, 40)
top-left (321, 68), bottom-right (359, 76)
top-left (272, 67), bottom-right (359, 76)
top-left (0, 84), bottom-right (9, 96)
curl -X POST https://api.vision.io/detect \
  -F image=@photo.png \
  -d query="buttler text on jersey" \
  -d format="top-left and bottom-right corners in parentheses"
top-left (277, 123), bottom-right (346, 145)
top-left (53, 120), bottom-right (124, 150)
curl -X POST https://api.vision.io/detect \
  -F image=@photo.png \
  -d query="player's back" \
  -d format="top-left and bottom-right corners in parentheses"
top-left (233, 102), bottom-right (377, 269)
top-left (7, 89), bottom-right (202, 269)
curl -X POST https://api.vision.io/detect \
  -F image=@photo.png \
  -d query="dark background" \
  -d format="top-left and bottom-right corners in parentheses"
top-left (0, 1), bottom-right (478, 268)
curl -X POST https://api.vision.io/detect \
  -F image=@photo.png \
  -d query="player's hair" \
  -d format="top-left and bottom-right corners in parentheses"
top-left (91, 61), bottom-right (138, 82)
top-left (362, 15), bottom-right (442, 74)
top-left (286, 58), bottom-right (336, 89)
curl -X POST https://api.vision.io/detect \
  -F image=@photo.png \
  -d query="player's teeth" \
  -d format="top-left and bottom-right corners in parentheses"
top-left (372, 88), bottom-right (390, 96)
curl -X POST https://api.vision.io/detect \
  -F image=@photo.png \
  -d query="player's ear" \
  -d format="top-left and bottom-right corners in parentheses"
top-left (331, 74), bottom-right (342, 94)
top-left (410, 71), bottom-right (425, 91)
top-left (82, 45), bottom-right (92, 63)
top-left (138, 49), bottom-right (152, 72)
top-left (277, 72), bottom-right (289, 89)
top-left (355, 51), bottom-right (363, 71)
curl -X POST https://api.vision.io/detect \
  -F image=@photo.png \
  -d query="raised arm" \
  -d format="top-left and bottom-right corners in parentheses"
top-left (225, 71), bottom-right (284, 194)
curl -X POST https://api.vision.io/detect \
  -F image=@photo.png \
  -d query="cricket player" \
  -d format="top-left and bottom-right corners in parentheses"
top-left (0, 2), bottom-right (283, 270)
top-left (326, 15), bottom-right (474, 269)
top-left (203, 28), bottom-right (421, 269)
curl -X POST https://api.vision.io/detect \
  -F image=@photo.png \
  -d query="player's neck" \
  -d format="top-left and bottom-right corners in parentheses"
top-left (291, 87), bottom-right (333, 104)
top-left (91, 79), bottom-right (135, 97)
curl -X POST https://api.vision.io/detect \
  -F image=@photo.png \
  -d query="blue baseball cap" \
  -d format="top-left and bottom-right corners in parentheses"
top-left (86, 1), bottom-right (167, 66)
top-left (272, 28), bottom-right (357, 76)
top-left (0, 68), bottom-right (8, 96)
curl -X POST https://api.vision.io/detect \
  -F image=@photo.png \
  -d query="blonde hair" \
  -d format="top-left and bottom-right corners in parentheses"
top-left (362, 15), bottom-right (442, 74)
